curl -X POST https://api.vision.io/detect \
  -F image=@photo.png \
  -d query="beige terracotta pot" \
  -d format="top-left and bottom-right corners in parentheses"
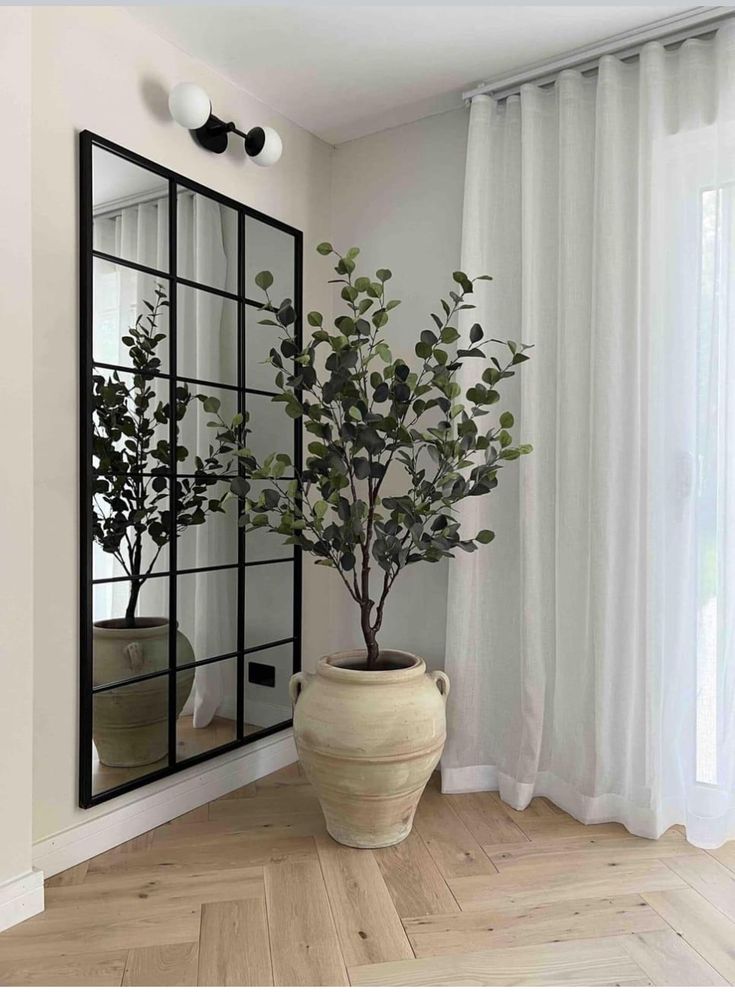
top-left (289, 649), bottom-right (449, 848)
top-left (92, 617), bottom-right (195, 767)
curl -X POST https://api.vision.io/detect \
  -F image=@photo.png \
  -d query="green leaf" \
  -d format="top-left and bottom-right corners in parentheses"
top-left (202, 396), bottom-right (221, 414)
top-left (307, 311), bottom-right (323, 327)
top-left (254, 271), bottom-right (273, 291)
top-left (376, 268), bottom-right (392, 282)
top-left (499, 411), bottom-right (514, 429)
top-left (476, 530), bottom-right (495, 544)
top-left (316, 242), bottom-right (333, 255)
top-left (470, 324), bottom-right (483, 343)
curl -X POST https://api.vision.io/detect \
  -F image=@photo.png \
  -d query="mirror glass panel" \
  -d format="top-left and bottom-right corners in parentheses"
top-left (81, 135), bottom-right (301, 806)
top-left (92, 146), bottom-right (169, 272)
top-left (177, 186), bottom-right (238, 295)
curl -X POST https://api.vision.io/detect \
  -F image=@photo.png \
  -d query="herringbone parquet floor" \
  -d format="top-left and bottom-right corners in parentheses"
top-left (1, 763), bottom-right (734, 986)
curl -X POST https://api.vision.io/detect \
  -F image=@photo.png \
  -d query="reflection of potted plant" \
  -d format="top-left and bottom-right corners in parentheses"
top-left (92, 286), bottom-right (236, 767)
top-left (211, 246), bottom-right (532, 847)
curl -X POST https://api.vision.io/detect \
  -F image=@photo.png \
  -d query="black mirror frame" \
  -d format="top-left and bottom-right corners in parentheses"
top-left (79, 130), bottom-right (303, 807)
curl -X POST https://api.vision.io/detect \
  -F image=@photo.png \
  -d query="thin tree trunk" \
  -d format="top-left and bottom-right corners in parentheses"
top-left (124, 533), bottom-right (143, 628)
top-left (361, 600), bottom-right (380, 670)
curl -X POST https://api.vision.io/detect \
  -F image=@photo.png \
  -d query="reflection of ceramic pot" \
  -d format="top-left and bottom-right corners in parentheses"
top-left (289, 649), bottom-right (449, 848)
top-left (92, 618), bottom-right (195, 767)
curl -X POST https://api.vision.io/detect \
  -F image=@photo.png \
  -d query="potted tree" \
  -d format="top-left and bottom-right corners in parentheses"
top-left (209, 245), bottom-right (532, 847)
top-left (92, 286), bottom-right (238, 767)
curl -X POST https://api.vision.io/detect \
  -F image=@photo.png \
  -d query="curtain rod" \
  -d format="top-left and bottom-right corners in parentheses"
top-left (463, 6), bottom-right (734, 102)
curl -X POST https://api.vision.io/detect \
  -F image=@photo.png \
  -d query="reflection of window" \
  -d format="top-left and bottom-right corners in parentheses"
top-left (696, 182), bottom-right (733, 785)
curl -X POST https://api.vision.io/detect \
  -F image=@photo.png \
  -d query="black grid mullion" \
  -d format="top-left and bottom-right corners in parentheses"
top-left (79, 133), bottom-right (94, 808)
top-left (92, 248), bottom-right (269, 312)
top-left (167, 179), bottom-right (178, 767)
top-left (237, 208), bottom-right (246, 741)
top-left (92, 555), bottom-right (294, 587)
top-left (92, 638), bottom-right (295, 696)
top-left (92, 362), bottom-right (280, 399)
top-left (293, 232), bottom-right (304, 680)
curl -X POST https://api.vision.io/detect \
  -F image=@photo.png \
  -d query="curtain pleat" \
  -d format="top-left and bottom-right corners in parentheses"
top-left (443, 23), bottom-right (735, 847)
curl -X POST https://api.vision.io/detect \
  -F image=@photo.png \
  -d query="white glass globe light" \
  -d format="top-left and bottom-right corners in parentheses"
top-left (168, 83), bottom-right (211, 130)
top-left (249, 127), bottom-right (283, 167)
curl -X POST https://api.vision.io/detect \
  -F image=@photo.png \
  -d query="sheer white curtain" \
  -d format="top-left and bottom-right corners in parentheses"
top-left (443, 24), bottom-right (735, 848)
top-left (93, 193), bottom-right (238, 726)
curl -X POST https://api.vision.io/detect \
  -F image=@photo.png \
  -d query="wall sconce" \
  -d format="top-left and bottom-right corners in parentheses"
top-left (168, 82), bottom-right (283, 167)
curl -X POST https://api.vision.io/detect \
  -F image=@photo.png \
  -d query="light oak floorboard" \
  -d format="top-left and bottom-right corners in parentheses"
top-left (445, 792), bottom-right (529, 847)
top-left (165, 804), bottom-right (210, 825)
top-left (123, 942), bottom-right (199, 987)
top-left (644, 887), bottom-right (735, 984)
top-left (413, 785), bottom-right (497, 879)
top-left (0, 906), bottom-right (201, 961)
top-left (621, 929), bottom-right (728, 986)
top-left (449, 858), bottom-right (686, 910)
top-left (198, 899), bottom-right (272, 986)
top-left (208, 793), bottom-right (326, 834)
top-left (265, 858), bottom-right (349, 986)
top-left (515, 818), bottom-right (631, 841)
top-left (374, 830), bottom-right (459, 918)
top-left (44, 860), bottom-right (89, 887)
top-left (84, 830), bottom-right (156, 873)
top-left (0, 951), bottom-right (127, 986)
top-left (315, 834), bottom-right (413, 965)
top-left (349, 936), bottom-right (650, 987)
top-left (404, 893), bottom-right (666, 957)
top-left (485, 828), bottom-right (696, 868)
top-left (89, 831), bottom-right (315, 873)
top-left (709, 839), bottom-right (735, 874)
top-left (663, 853), bottom-right (735, 922)
top-left (46, 864), bottom-right (264, 910)
top-left (256, 761), bottom-right (308, 788)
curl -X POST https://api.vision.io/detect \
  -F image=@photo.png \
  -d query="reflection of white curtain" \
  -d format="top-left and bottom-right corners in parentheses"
top-left (444, 25), bottom-right (735, 848)
top-left (92, 194), bottom-right (239, 726)
top-left (176, 194), bottom-right (238, 726)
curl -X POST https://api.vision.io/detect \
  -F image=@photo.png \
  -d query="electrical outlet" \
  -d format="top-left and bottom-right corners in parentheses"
top-left (248, 660), bottom-right (276, 688)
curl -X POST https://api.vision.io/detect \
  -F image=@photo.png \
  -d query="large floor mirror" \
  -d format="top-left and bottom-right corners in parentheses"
top-left (79, 131), bottom-right (302, 806)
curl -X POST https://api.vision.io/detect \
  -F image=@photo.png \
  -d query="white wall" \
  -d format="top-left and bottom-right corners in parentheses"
top-left (329, 108), bottom-right (469, 668)
top-left (30, 5), bottom-right (334, 845)
top-left (0, 7), bottom-right (34, 889)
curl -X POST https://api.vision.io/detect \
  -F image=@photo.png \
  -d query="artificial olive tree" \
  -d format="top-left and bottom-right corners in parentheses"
top-left (209, 245), bottom-right (532, 669)
top-left (92, 286), bottom-right (240, 627)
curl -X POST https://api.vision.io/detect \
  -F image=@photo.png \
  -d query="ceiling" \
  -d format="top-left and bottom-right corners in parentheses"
top-left (129, 4), bottom-right (690, 144)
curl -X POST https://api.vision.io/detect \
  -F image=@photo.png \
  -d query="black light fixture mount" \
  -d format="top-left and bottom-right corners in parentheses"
top-left (168, 82), bottom-right (283, 167)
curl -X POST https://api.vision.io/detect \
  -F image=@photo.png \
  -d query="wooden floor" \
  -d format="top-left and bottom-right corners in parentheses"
top-left (1, 765), bottom-right (734, 986)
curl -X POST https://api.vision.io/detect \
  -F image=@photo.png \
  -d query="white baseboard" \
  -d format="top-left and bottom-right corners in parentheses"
top-left (33, 730), bottom-right (297, 880)
top-left (0, 869), bottom-right (44, 933)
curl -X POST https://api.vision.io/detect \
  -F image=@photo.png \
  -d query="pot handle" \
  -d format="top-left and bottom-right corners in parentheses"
top-left (431, 669), bottom-right (450, 700)
top-left (124, 642), bottom-right (145, 671)
top-left (289, 671), bottom-right (305, 707)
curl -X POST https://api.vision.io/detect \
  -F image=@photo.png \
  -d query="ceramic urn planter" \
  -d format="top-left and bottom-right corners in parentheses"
top-left (289, 649), bottom-right (450, 848)
top-left (92, 617), bottom-right (195, 767)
